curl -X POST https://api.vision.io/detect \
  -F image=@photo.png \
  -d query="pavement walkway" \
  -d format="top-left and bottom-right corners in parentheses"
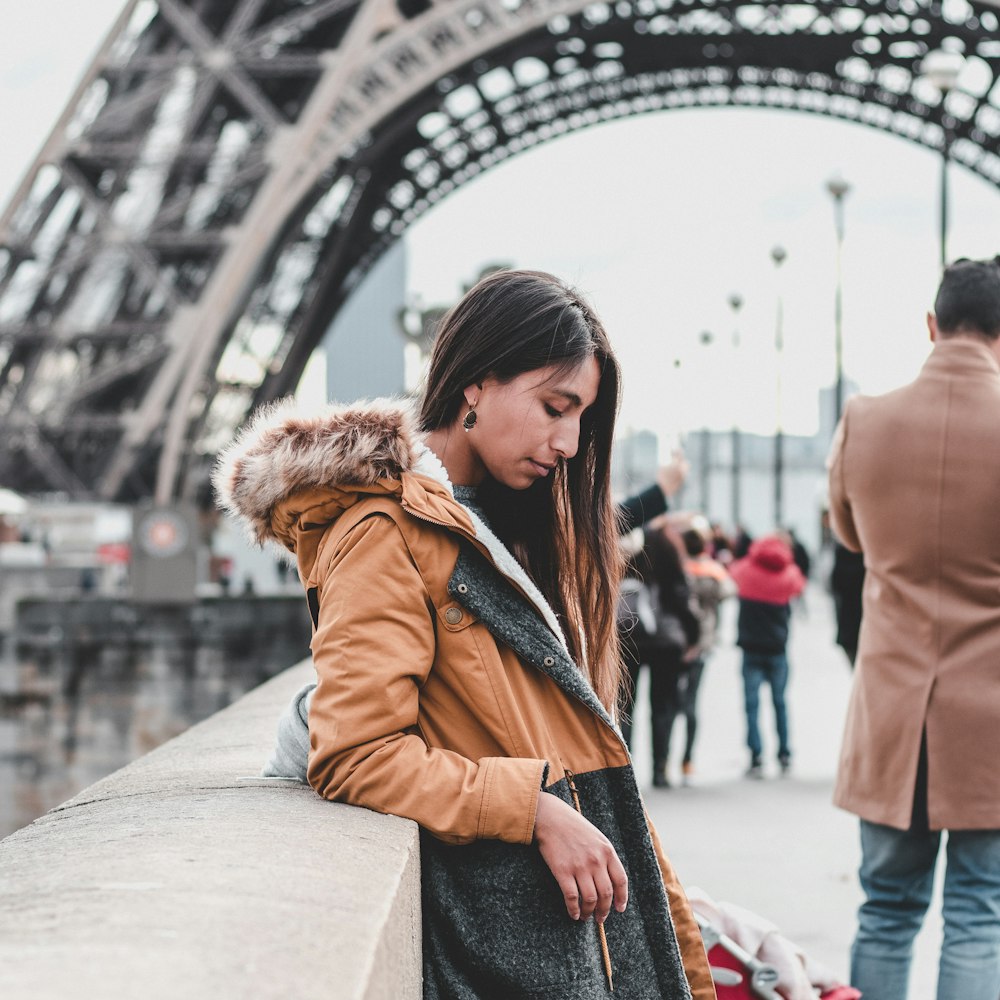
top-left (635, 584), bottom-right (944, 1000)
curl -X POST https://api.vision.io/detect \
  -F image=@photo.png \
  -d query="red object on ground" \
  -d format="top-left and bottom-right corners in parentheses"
top-left (705, 941), bottom-right (781, 999)
top-left (704, 937), bottom-right (862, 999)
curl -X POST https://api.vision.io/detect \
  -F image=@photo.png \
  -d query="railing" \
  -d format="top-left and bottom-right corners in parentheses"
top-left (0, 662), bottom-right (422, 1000)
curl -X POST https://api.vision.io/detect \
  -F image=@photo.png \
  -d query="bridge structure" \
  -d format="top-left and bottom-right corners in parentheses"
top-left (0, 0), bottom-right (998, 506)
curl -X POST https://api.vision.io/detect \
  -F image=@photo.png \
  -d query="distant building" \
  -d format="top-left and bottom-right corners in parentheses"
top-left (323, 241), bottom-right (408, 402)
top-left (818, 380), bottom-right (860, 444)
top-left (217, 244), bottom-right (411, 595)
top-left (679, 428), bottom-right (829, 552)
top-left (612, 429), bottom-right (659, 500)
top-left (616, 380), bottom-right (860, 555)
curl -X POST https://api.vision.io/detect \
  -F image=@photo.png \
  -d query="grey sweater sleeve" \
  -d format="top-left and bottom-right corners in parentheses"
top-left (261, 682), bottom-right (315, 781)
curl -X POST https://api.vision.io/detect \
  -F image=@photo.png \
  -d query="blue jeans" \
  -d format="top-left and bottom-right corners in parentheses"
top-left (852, 819), bottom-right (1000, 1000)
top-left (741, 651), bottom-right (789, 760)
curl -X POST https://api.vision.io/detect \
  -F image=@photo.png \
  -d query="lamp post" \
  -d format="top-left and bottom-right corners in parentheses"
top-left (771, 245), bottom-right (787, 529)
top-left (826, 174), bottom-right (850, 429)
top-left (921, 49), bottom-right (964, 267)
top-left (698, 329), bottom-right (713, 515)
top-left (727, 292), bottom-right (744, 530)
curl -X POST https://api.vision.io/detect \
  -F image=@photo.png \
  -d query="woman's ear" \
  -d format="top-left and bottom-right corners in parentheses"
top-left (462, 381), bottom-right (484, 407)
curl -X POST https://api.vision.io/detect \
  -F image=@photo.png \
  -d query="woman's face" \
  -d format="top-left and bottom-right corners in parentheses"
top-left (464, 356), bottom-right (601, 490)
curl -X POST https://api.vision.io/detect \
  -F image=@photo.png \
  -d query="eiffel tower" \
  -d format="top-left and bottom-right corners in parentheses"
top-left (0, 0), bottom-right (997, 505)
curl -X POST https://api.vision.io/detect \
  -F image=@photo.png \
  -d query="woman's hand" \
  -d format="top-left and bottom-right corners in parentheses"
top-left (656, 449), bottom-right (689, 499)
top-left (533, 792), bottom-right (629, 923)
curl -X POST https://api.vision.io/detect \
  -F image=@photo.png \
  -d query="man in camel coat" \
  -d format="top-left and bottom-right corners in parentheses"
top-left (827, 256), bottom-right (1000, 1000)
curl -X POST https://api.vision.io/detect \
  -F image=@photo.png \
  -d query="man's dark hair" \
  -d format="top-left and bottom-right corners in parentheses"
top-left (933, 256), bottom-right (1000, 340)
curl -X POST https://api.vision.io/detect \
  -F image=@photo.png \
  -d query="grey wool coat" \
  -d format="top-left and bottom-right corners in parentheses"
top-left (215, 397), bottom-right (714, 1000)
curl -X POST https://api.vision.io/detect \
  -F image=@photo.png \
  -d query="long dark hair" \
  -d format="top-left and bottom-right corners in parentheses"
top-left (641, 526), bottom-right (686, 606)
top-left (419, 269), bottom-right (624, 711)
top-left (639, 525), bottom-right (700, 649)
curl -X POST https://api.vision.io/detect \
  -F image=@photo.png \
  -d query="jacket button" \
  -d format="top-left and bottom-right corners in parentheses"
top-left (457, 583), bottom-right (469, 594)
top-left (543, 656), bottom-right (555, 667)
top-left (445, 607), bottom-right (463, 625)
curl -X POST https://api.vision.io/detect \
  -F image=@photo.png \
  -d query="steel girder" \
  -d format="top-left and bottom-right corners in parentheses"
top-left (0, 0), bottom-right (997, 504)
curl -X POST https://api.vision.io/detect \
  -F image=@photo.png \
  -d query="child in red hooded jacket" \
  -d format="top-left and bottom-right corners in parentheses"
top-left (729, 533), bottom-right (806, 778)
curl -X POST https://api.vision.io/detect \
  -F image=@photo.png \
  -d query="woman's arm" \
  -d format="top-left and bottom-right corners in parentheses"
top-left (307, 513), bottom-right (546, 846)
top-left (617, 452), bottom-right (689, 534)
top-left (618, 484), bottom-right (667, 535)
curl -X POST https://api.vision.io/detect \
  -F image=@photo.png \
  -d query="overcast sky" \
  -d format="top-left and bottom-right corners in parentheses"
top-left (4, 1), bottom-right (999, 442)
top-left (403, 108), bottom-right (1000, 440)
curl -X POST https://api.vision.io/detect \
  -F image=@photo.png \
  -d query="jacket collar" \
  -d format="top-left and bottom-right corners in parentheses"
top-left (449, 543), bottom-right (612, 729)
top-left (922, 336), bottom-right (1000, 379)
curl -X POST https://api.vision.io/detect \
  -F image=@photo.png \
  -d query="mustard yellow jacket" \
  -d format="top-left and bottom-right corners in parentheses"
top-left (216, 398), bottom-right (715, 1000)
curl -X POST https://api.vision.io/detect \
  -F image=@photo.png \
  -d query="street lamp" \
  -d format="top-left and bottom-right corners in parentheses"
top-left (771, 245), bottom-right (787, 529)
top-left (826, 174), bottom-right (850, 429)
top-left (727, 292), bottom-right (744, 530)
top-left (921, 48), bottom-right (964, 267)
top-left (698, 329), bottom-right (714, 515)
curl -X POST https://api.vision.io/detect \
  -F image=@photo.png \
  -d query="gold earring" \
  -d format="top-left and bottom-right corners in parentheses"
top-left (462, 406), bottom-right (477, 432)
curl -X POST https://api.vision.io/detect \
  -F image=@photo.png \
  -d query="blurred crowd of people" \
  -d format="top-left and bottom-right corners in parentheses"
top-left (615, 258), bottom-right (1000, 999)
top-left (616, 499), bottom-right (817, 787)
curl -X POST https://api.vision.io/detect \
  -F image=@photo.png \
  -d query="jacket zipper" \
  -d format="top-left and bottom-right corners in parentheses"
top-left (565, 769), bottom-right (614, 992)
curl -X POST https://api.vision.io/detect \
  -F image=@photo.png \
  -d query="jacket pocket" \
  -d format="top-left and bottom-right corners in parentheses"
top-left (420, 830), bottom-right (607, 998)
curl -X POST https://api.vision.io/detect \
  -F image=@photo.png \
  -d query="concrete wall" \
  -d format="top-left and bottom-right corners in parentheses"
top-left (0, 662), bottom-right (422, 1000)
top-left (0, 563), bottom-right (86, 632)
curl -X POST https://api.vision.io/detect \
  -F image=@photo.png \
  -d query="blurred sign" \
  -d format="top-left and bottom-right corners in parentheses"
top-left (131, 503), bottom-right (198, 603)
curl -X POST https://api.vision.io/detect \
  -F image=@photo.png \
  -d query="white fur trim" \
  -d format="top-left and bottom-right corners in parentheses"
top-left (412, 442), bottom-right (454, 491)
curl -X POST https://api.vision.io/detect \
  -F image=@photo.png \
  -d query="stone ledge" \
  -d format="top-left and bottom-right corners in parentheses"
top-left (0, 662), bottom-right (422, 1000)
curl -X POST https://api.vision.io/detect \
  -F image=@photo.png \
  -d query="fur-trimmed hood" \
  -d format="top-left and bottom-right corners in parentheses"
top-left (213, 396), bottom-right (570, 647)
top-left (213, 397), bottom-right (423, 548)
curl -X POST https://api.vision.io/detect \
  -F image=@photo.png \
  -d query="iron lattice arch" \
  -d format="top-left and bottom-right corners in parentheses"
top-left (0, 0), bottom-right (998, 504)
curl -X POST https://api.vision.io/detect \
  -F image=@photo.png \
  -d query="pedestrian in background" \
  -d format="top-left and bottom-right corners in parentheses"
top-left (730, 534), bottom-right (806, 778)
top-left (784, 527), bottom-right (812, 618)
top-left (619, 521), bottom-right (701, 789)
top-left (731, 525), bottom-right (753, 561)
top-left (829, 537), bottom-right (864, 668)
top-left (785, 528), bottom-right (811, 582)
top-left (680, 525), bottom-right (735, 784)
top-left (828, 256), bottom-right (1000, 1000)
top-left (709, 522), bottom-right (734, 566)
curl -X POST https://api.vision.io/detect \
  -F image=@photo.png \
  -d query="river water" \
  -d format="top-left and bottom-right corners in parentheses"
top-left (0, 635), bottom-right (298, 839)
